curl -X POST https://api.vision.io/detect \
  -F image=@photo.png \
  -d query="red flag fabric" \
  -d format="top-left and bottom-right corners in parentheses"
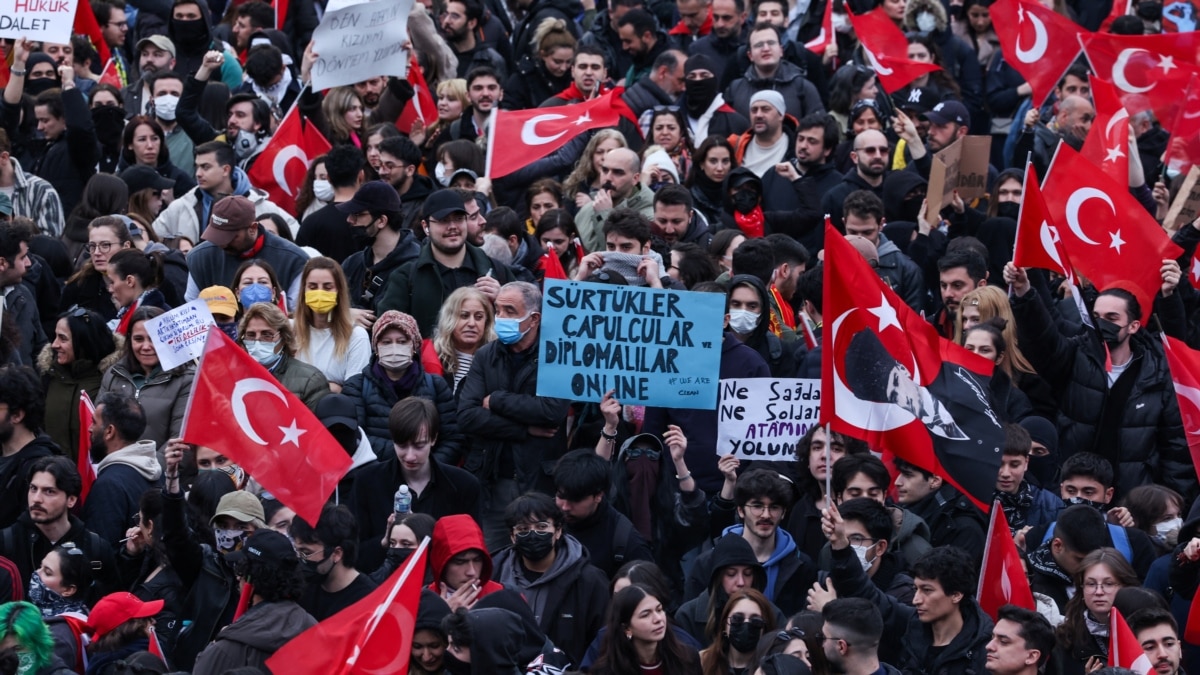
top-left (395, 57), bottom-right (435, 136)
top-left (487, 89), bottom-right (631, 178)
top-left (1081, 76), bottom-right (1130, 183)
top-left (977, 501), bottom-right (1036, 619)
top-left (847, 7), bottom-right (942, 93)
top-left (1163, 74), bottom-right (1200, 177)
top-left (1189, 247), bottom-right (1200, 291)
top-left (820, 221), bottom-right (1005, 511)
top-left (991, 0), bottom-right (1087, 108)
top-left (74, 1), bottom-right (112, 66)
top-left (77, 392), bottom-right (96, 505)
top-left (245, 103), bottom-right (332, 215)
top-left (1110, 607), bottom-right (1154, 673)
top-left (1079, 31), bottom-right (1200, 123)
top-left (275, 0), bottom-right (291, 30)
top-left (267, 541), bottom-right (428, 675)
top-left (1100, 0), bottom-right (1131, 30)
top-left (539, 250), bottom-right (568, 281)
top-left (180, 328), bottom-right (351, 525)
top-left (1164, 336), bottom-right (1200, 489)
top-left (803, 0), bottom-right (833, 56)
top-left (98, 59), bottom-right (123, 89)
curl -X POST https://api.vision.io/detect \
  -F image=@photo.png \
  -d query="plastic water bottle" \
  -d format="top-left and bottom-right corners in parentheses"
top-left (393, 485), bottom-right (412, 514)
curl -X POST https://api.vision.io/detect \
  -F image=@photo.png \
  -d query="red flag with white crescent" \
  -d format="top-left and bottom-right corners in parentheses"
top-left (977, 501), bottom-right (1036, 619)
top-left (1081, 75), bottom-right (1130, 183)
top-left (1164, 336), bottom-right (1200, 488)
top-left (1079, 31), bottom-right (1200, 123)
top-left (803, 0), bottom-right (833, 56)
top-left (245, 103), bottom-right (332, 215)
top-left (991, 0), bottom-right (1086, 108)
top-left (846, 7), bottom-right (942, 93)
top-left (487, 89), bottom-right (633, 178)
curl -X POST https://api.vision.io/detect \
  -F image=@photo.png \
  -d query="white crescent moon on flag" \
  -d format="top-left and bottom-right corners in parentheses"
top-left (1064, 188), bottom-right (1113, 246)
top-left (1015, 12), bottom-right (1048, 63)
top-left (1039, 222), bottom-right (1064, 270)
top-left (1105, 108), bottom-right (1129, 140)
top-left (272, 146), bottom-right (308, 197)
top-left (520, 114), bottom-right (569, 146)
top-left (863, 47), bottom-right (894, 76)
top-left (1173, 382), bottom-right (1200, 435)
top-left (232, 378), bottom-right (289, 445)
top-left (830, 309), bottom-right (916, 432)
top-left (1113, 48), bottom-right (1155, 94)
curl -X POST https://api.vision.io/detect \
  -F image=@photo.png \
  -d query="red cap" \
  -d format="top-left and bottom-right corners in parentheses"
top-left (87, 592), bottom-right (164, 639)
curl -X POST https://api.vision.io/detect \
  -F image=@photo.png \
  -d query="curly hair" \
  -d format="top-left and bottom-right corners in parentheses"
top-left (563, 129), bottom-right (627, 198)
top-left (432, 287), bottom-right (496, 376)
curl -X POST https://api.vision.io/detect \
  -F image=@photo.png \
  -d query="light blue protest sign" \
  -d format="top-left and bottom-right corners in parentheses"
top-left (538, 279), bottom-right (725, 409)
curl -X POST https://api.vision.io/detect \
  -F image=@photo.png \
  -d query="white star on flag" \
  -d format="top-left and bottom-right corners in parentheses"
top-left (1104, 145), bottom-right (1125, 163)
top-left (279, 420), bottom-right (306, 446)
top-left (1109, 230), bottom-right (1126, 254)
top-left (868, 293), bottom-right (902, 333)
top-left (1159, 54), bottom-right (1177, 74)
top-left (574, 113), bottom-right (592, 126)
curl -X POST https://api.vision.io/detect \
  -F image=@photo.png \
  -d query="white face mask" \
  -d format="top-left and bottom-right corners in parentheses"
top-left (214, 527), bottom-right (247, 553)
top-left (245, 340), bottom-right (280, 363)
top-left (850, 543), bottom-right (875, 572)
top-left (1155, 517), bottom-right (1183, 539)
top-left (377, 342), bottom-right (413, 371)
top-left (915, 11), bottom-right (938, 32)
top-left (729, 309), bottom-right (759, 335)
top-left (434, 162), bottom-right (450, 186)
top-left (313, 179), bottom-right (334, 202)
top-left (153, 94), bottom-right (179, 121)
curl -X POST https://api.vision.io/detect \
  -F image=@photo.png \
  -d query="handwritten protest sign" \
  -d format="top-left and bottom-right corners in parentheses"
top-left (717, 378), bottom-right (821, 459)
top-left (311, 0), bottom-right (412, 91)
top-left (1165, 166), bottom-right (1200, 233)
top-left (927, 136), bottom-right (991, 215)
top-left (145, 299), bottom-right (216, 371)
top-left (0, 0), bottom-right (78, 45)
top-left (538, 279), bottom-right (725, 409)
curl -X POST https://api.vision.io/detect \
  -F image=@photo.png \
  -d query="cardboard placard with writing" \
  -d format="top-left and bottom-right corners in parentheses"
top-left (537, 279), bottom-right (726, 409)
top-left (717, 378), bottom-right (821, 459)
top-left (145, 299), bottom-right (216, 372)
top-left (311, 0), bottom-right (412, 91)
top-left (0, 0), bottom-right (77, 44)
top-left (927, 135), bottom-right (992, 216)
top-left (1165, 166), bottom-right (1200, 232)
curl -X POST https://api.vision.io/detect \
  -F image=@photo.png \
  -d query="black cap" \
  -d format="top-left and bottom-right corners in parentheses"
top-left (421, 189), bottom-right (468, 220)
top-left (119, 164), bottom-right (175, 194)
top-left (225, 529), bottom-right (297, 567)
top-left (921, 100), bottom-right (970, 127)
top-left (336, 180), bottom-right (402, 214)
top-left (315, 393), bottom-right (358, 432)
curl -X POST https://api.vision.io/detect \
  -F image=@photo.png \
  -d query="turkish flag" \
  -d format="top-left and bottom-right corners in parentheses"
top-left (181, 328), bottom-right (351, 525)
top-left (847, 7), bottom-right (943, 93)
top-left (1164, 336), bottom-right (1200, 487)
top-left (1081, 76), bottom-right (1130, 183)
top-left (1189, 248), bottom-right (1200, 291)
top-left (1163, 74), bottom-right (1200, 176)
top-left (267, 540), bottom-right (428, 675)
top-left (991, 0), bottom-right (1087, 108)
top-left (820, 221), bottom-right (1005, 511)
top-left (487, 89), bottom-right (631, 178)
top-left (539, 250), bottom-right (568, 281)
top-left (1110, 608), bottom-right (1154, 674)
top-left (977, 501), bottom-right (1036, 620)
top-left (395, 57), bottom-right (435, 136)
top-left (1100, 0), bottom-right (1131, 30)
top-left (246, 103), bottom-right (332, 215)
top-left (1040, 143), bottom-right (1182, 316)
top-left (803, 0), bottom-right (833, 56)
top-left (77, 392), bottom-right (96, 506)
top-left (1079, 31), bottom-right (1200, 123)
top-left (98, 59), bottom-right (123, 89)
top-left (74, 1), bottom-right (112, 66)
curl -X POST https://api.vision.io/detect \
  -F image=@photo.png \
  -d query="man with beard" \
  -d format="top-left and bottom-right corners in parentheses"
top-left (339, 181), bottom-right (420, 317)
top-left (176, 51), bottom-right (274, 170)
top-left (731, 90), bottom-right (794, 178)
top-left (1015, 94), bottom-right (1095, 180)
top-left (147, 71), bottom-right (196, 178)
top-left (448, 67), bottom-right (504, 142)
top-left (123, 36), bottom-right (176, 117)
top-left (1129, 608), bottom-right (1184, 675)
top-left (441, 0), bottom-right (509, 79)
top-left (761, 112), bottom-right (839, 253)
top-left (681, 53), bottom-right (748, 140)
top-left (0, 221), bottom-right (46, 366)
top-left (821, 129), bottom-right (888, 230)
top-left (929, 250), bottom-right (986, 337)
top-left (353, 76), bottom-right (386, 117)
top-left (618, 8), bottom-right (668, 85)
top-left (652, 184), bottom-right (712, 247)
top-left (377, 190), bottom-right (512, 337)
top-left (81, 393), bottom-right (162, 547)
top-left (0, 456), bottom-right (118, 597)
top-left (576, 147), bottom-right (655, 252)
top-left (541, 45), bottom-right (610, 106)
top-left (376, 136), bottom-right (435, 232)
top-left (0, 366), bottom-right (59, 530)
top-left (688, 0), bottom-right (746, 82)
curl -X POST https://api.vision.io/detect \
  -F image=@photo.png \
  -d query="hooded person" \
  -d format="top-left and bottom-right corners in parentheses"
top-left (727, 274), bottom-right (798, 378)
top-left (427, 514), bottom-right (505, 604)
top-left (442, 604), bottom-right (574, 675)
top-left (683, 54), bottom-right (749, 141)
top-left (880, 171), bottom-right (928, 227)
top-left (1019, 416), bottom-right (1060, 489)
top-left (412, 590), bottom-right (453, 674)
top-left (674, 533), bottom-right (783, 644)
top-left (22, 53), bottom-right (61, 97)
top-left (167, 0), bottom-right (244, 90)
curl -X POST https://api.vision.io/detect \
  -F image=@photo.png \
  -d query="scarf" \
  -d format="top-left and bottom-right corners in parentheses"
top-left (252, 67), bottom-right (293, 110)
top-left (1027, 541), bottom-right (1072, 584)
top-left (239, 232), bottom-right (267, 259)
top-left (734, 206), bottom-right (765, 238)
top-left (768, 285), bottom-right (794, 338)
top-left (1085, 612), bottom-right (1110, 655)
top-left (995, 481), bottom-right (1036, 529)
top-left (374, 360), bottom-right (421, 398)
top-left (28, 572), bottom-right (88, 618)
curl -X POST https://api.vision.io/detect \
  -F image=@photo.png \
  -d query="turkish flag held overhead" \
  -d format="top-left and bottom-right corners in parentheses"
top-left (395, 57), bottom-right (435, 136)
top-left (181, 328), bottom-right (352, 524)
top-left (1040, 143), bottom-right (1182, 316)
top-left (1079, 31), bottom-right (1200, 123)
top-left (487, 89), bottom-right (633, 178)
top-left (820, 221), bottom-right (1005, 511)
top-left (1163, 74), bottom-right (1200, 177)
top-left (267, 540), bottom-right (428, 675)
top-left (977, 502), bottom-right (1036, 620)
top-left (77, 392), bottom-right (96, 506)
top-left (847, 7), bottom-right (942, 93)
top-left (1110, 608), bottom-right (1154, 674)
top-left (803, 0), bottom-right (833, 56)
top-left (991, 0), bottom-right (1087, 108)
top-left (1081, 76), bottom-right (1130, 183)
top-left (246, 103), bottom-right (332, 215)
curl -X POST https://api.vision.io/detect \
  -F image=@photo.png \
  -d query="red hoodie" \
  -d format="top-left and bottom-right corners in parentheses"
top-left (427, 514), bottom-right (505, 599)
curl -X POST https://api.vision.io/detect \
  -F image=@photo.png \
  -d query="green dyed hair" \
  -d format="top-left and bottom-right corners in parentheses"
top-left (0, 601), bottom-right (55, 673)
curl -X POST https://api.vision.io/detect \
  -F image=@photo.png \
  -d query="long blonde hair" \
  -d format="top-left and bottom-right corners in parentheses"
top-left (432, 287), bottom-right (496, 374)
top-left (293, 257), bottom-right (354, 359)
top-left (563, 129), bottom-right (627, 198)
top-left (954, 285), bottom-right (1034, 375)
top-left (321, 86), bottom-right (364, 144)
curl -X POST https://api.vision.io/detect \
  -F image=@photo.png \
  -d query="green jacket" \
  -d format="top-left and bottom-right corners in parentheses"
top-left (575, 185), bottom-right (656, 253)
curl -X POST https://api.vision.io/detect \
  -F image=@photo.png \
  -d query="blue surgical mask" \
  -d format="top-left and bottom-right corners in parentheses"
top-left (239, 284), bottom-right (274, 308)
top-left (496, 312), bottom-right (535, 345)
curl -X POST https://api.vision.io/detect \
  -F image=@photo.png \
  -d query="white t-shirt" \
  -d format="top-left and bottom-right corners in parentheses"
top-left (298, 325), bottom-right (371, 385)
top-left (741, 136), bottom-right (789, 178)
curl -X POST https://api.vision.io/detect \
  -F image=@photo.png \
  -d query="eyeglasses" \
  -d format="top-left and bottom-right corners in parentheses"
top-left (854, 146), bottom-right (890, 155)
top-left (242, 330), bottom-right (278, 342)
top-left (86, 241), bottom-right (120, 253)
top-left (295, 545), bottom-right (330, 561)
top-left (513, 521), bottom-right (555, 536)
top-left (743, 502), bottom-right (785, 516)
top-left (1084, 580), bottom-right (1120, 592)
top-left (66, 305), bottom-right (91, 323)
top-left (846, 534), bottom-right (877, 547)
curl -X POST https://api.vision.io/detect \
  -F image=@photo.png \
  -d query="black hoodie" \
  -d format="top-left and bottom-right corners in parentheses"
top-left (674, 533), bottom-right (772, 643)
top-left (0, 434), bottom-right (59, 529)
top-left (729, 275), bottom-right (798, 378)
top-left (463, 604), bottom-right (574, 674)
top-left (168, 0), bottom-right (221, 76)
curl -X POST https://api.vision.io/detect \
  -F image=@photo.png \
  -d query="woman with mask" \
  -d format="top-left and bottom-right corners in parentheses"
top-left (687, 136), bottom-right (736, 230)
top-left (592, 584), bottom-right (702, 675)
top-left (295, 156), bottom-right (330, 221)
top-left (232, 259), bottom-right (286, 318)
top-left (118, 115), bottom-right (195, 195)
top-left (343, 310), bottom-right (461, 460)
top-left (726, 276), bottom-right (798, 378)
top-left (675, 535), bottom-right (776, 647)
top-left (29, 545), bottom-right (90, 618)
top-left (89, 84), bottom-right (126, 173)
top-left (1054, 548), bottom-right (1140, 675)
top-left (293, 257), bottom-right (371, 392)
top-left (434, 140), bottom-right (485, 189)
top-left (371, 512), bottom-right (435, 585)
top-left (98, 307), bottom-right (194, 450)
top-left (430, 287), bottom-right (497, 396)
top-left (0, 601), bottom-right (75, 674)
top-left (40, 306), bottom-right (120, 460)
top-left (1120, 484), bottom-right (1184, 556)
top-left (700, 589), bottom-right (776, 675)
top-left (237, 302), bottom-right (331, 411)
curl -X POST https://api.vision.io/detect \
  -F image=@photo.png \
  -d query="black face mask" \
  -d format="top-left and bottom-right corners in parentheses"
top-left (731, 190), bottom-right (759, 214)
top-left (1137, 1), bottom-right (1162, 19)
top-left (171, 19), bottom-right (211, 51)
top-left (898, 197), bottom-right (924, 223)
top-left (513, 531), bottom-right (555, 561)
top-left (1095, 317), bottom-right (1124, 348)
top-left (352, 222), bottom-right (377, 249)
top-left (1064, 496), bottom-right (1107, 511)
top-left (727, 620), bottom-right (764, 653)
top-left (385, 546), bottom-right (414, 567)
top-left (996, 202), bottom-right (1020, 220)
top-left (24, 78), bottom-right (58, 97)
top-left (684, 77), bottom-right (719, 117)
top-left (92, 106), bottom-right (127, 146)
top-left (302, 555), bottom-right (330, 584)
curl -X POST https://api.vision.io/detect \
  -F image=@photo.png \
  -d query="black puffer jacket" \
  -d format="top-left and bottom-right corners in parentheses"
top-left (1011, 288), bottom-right (1196, 501)
top-left (341, 361), bottom-right (462, 462)
top-left (502, 58), bottom-right (572, 111)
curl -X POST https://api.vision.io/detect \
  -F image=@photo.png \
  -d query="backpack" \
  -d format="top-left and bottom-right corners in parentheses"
top-left (1040, 521), bottom-right (1133, 563)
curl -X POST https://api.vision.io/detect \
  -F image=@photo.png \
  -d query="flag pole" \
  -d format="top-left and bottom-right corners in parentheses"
top-left (484, 110), bottom-right (497, 179)
top-left (824, 423), bottom-right (832, 503)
